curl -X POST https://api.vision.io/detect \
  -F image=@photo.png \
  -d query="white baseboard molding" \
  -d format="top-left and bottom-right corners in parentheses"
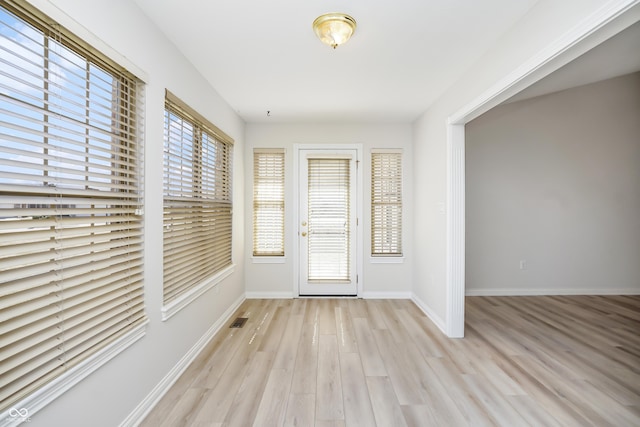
top-left (119, 294), bottom-right (245, 427)
top-left (410, 294), bottom-right (447, 335)
top-left (245, 291), bottom-right (294, 299)
top-left (361, 291), bottom-right (412, 299)
top-left (466, 288), bottom-right (640, 296)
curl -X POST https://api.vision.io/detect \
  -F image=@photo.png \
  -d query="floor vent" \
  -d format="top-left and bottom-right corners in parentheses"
top-left (230, 317), bottom-right (248, 328)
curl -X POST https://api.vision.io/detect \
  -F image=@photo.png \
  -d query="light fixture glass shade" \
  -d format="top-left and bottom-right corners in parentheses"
top-left (312, 13), bottom-right (356, 49)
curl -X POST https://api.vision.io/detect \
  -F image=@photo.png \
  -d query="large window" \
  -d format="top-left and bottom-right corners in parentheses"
top-left (371, 150), bottom-right (403, 256)
top-left (253, 149), bottom-right (285, 256)
top-left (163, 90), bottom-right (233, 310)
top-left (0, 1), bottom-right (145, 413)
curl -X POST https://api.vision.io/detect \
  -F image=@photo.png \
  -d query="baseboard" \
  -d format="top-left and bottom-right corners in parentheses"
top-left (466, 288), bottom-right (640, 296)
top-left (410, 294), bottom-right (447, 335)
top-left (361, 291), bottom-right (412, 299)
top-left (119, 294), bottom-right (245, 427)
top-left (245, 291), bottom-right (294, 299)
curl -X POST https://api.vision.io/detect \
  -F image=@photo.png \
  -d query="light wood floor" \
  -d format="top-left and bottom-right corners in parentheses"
top-left (140, 296), bottom-right (640, 426)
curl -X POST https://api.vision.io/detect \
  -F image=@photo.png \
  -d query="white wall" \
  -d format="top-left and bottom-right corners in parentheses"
top-left (412, 0), bottom-right (640, 328)
top-left (244, 123), bottom-right (414, 298)
top-left (466, 73), bottom-right (640, 295)
top-left (23, 1), bottom-right (245, 426)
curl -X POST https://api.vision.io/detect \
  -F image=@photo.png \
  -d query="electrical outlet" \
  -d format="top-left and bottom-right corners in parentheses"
top-left (519, 260), bottom-right (526, 270)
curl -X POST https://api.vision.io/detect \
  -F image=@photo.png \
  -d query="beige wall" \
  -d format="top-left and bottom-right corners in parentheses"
top-left (466, 73), bottom-right (640, 295)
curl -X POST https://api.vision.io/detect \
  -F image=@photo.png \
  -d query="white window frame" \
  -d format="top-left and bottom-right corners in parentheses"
top-left (162, 90), bottom-right (234, 320)
top-left (370, 149), bottom-right (404, 262)
top-left (0, 1), bottom-right (147, 419)
top-left (252, 148), bottom-right (285, 260)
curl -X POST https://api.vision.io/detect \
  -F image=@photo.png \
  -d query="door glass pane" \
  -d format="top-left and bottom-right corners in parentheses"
top-left (307, 158), bottom-right (351, 281)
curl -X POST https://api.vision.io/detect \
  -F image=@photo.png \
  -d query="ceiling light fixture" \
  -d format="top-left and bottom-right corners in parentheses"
top-left (312, 13), bottom-right (357, 49)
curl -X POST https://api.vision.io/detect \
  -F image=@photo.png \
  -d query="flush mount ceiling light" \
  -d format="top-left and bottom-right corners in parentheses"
top-left (312, 13), bottom-right (357, 49)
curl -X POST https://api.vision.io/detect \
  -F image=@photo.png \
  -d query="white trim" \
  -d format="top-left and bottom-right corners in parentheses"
top-left (251, 256), bottom-right (287, 264)
top-left (293, 144), bottom-right (364, 297)
top-left (466, 288), bottom-right (640, 296)
top-left (361, 292), bottom-right (412, 299)
top-left (411, 294), bottom-right (447, 335)
top-left (245, 292), bottom-right (295, 299)
top-left (445, 0), bottom-right (640, 339)
top-left (161, 264), bottom-right (235, 321)
top-left (0, 322), bottom-right (148, 427)
top-left (369, 256), bottom-right (405, 264)
top-left (449, 0), bottom-right (640, 125)
top-left (119, 294), bottom-right (245, 427)
top-left (446, 124), bottom-right (465, 338)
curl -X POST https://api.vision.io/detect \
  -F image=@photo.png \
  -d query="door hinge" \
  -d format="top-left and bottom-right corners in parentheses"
top-left (356, 275), bottom-right (359, 283)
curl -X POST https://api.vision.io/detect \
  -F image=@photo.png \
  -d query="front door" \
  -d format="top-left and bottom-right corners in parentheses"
top-left (298, 149), bottom-right (358, 295)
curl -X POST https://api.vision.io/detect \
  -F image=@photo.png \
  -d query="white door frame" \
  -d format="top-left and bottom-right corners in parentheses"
top-left (293, 144), bottom-right (363, 297)
top-left (444, 2), bottom-right (639, 338)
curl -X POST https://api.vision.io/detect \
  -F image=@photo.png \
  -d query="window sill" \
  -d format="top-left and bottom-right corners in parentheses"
top-left (251, 256), bottom-right (286, 264)
top-left (3, 320), bottom-right (148, 425)
top-left (161, 264), bottom-right (235, 321)
top-left (370, 256), bottom-right (405, 264)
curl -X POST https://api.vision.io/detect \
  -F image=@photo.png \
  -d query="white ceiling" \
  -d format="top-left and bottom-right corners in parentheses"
top-left (132, 0), bottom-right (539, 123)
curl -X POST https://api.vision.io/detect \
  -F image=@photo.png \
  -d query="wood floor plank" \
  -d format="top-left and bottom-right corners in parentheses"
top-left (366, 376), bottom-right (408, 427)
top-left (252, 368), bottom-right (293, 427)
top-left (272, 314), bottom-right (304, 370)
top-left (461, 373), bottom-right (529, 426)
top-left (335, 306), bottom-right (358, 353)
top-left (156, 387), bottom-right (209, 427)
top-left (373, 328), bottom-right (426, 405)
top-left (318, 299), bottom-right (338, 335)
top-left (339, 352), bottom-right (376, 427)
top-left (376, 299), bottom-right (412, 343)
top-left (351, 317), bottom-right (387, 377)
top-left (364, 299), bottom-right (389, 330)
top-left (223, 350), bottom-right (275, 427)
top-left (402, 349), bottom-right (470, 426)
top-left (290, 322), bottom-right (319, 394)
top-left (395, 307), bottom-right (444, 358)
top-left (506, 395), bottom-right (564, 427)
top-left (424, 356), bottom-right (492, 425)
top-left (140, 296), bottom-right (640, 427)
top-left (316, 334), bottom-right (344, 422)
top-left (315, 421), bottom-right (346, 427)
top-left (283, 393), bottom-right (315, 427)
top-left (400, 405), bottom-right (438, 427)
top-left (347, 298), bottom-right (368, 319)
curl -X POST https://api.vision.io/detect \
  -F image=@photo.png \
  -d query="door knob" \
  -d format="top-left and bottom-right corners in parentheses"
top-left (301, 232), bottom-right (307, 237)
top-left (301, 221), bottom-right (307, 226)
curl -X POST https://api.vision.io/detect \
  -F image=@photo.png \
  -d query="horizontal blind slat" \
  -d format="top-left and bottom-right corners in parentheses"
top-left (371, 151), bottom-right (403, 255)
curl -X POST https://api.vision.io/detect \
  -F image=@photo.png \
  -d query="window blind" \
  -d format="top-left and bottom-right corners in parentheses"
top-left (0, 1), bottom-right (145, 412)
top-left (163, 90), bottom-right (233, 305)
top-left (253, 149), bottom-right (284, 256)
top-left (307, 158), bottom-right (351, 281)
top-left (371, 150), bottom-right (403, 256)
